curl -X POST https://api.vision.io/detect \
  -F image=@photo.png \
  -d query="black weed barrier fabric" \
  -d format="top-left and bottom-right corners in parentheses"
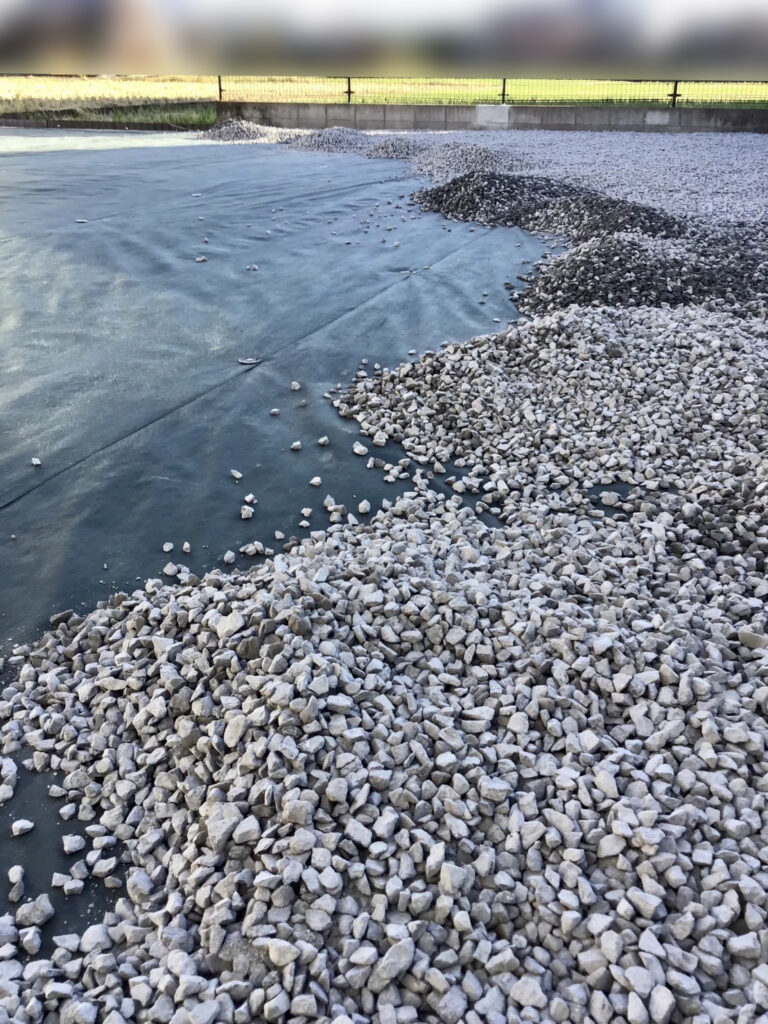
top-left (0, 130), bottom-right (547, 650)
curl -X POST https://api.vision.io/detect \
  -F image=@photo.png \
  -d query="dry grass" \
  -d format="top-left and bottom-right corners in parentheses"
top-left (0, 75), bottom-right (219, 114)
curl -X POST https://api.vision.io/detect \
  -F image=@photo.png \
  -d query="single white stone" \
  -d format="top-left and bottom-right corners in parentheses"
top-left (268, 939), bottom-right (300, 966)
top-left (510, 976), bottom-right (548, 1009)
top-left (62, 835), bottom-right (86, 855)
top-left (216, 610), bottom-right (245, 640)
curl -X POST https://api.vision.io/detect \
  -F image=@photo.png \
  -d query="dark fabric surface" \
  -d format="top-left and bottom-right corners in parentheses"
top-left (0, 129), bottom-right (546, 653)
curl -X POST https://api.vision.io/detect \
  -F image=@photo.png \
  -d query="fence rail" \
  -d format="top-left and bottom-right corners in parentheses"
top-left (219, 77), bottom-right (768, 108)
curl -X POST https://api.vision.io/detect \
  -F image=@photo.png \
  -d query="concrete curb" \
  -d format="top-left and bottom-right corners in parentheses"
top-left (221, 102), bottom-right (768, 134)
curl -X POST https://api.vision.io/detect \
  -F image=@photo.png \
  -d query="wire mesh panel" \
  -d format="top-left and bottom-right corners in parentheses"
top-left (676, 81), bottom-right (768, 106)
top-left (218, 75), bottom-right (767, 108)
top-left (351, 78), bottom-right (503, 104)
top-left (219, 77), bottom-right (348, 103)
top-left (501, 79), bottom-right (673, 105)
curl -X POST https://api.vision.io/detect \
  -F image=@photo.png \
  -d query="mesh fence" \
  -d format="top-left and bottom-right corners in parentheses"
top-left (676, 80), bottom-right (768, 106)
top-left (219, 77), bottom-right (768, 107)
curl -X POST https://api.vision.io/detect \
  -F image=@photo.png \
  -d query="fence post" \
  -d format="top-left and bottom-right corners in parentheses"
top-left (218, 75), bottom-right (223, 102)
top-left (346, 77), bottom-right (353, 104)
top-left (501, 78), bottom-right (507, 104)
top-left (669, 80), bottom-right (679, 108)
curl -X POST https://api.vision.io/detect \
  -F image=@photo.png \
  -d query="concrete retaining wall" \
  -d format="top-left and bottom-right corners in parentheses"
top-left (221, 102), bottom-right (768, 133)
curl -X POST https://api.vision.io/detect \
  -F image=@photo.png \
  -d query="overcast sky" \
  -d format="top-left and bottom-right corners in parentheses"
top-left (170, 0), bottom-right (768, 40)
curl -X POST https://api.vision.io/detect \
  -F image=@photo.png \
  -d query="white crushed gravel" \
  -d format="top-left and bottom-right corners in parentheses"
top-left (2, 125), bottom-right (767, 1023)
top-left (203, 120), bottom-right (297, 145)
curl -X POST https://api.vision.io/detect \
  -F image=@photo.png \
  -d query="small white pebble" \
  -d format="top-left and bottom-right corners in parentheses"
top-left (182, 541), bottom-right (191, 554)
top-left (162, 562), bottom-right (178, 577)
top-left (358, 499), bottom-right (371, 514)
top-left (11, 819), bottom-right (34, 837)
top-left (274, 531), bottom-right (285, 540)
top-left (301, 507), bottom-right (312, 517)
top-left (244, 493), bottom-right (257, 504)
top-left (31, 457), bottom-right (41, 467)
top-left (162, 541), bottom-right (174, 553)
top-left (290, 381), bottom-right (301, 391)
top-left (317, 436), bottom-right (329, 446)
top-left (353, 441), bottom-right (368, 456)
top-left (270, 408), bottom-right (280, 416)
top-left (222, 550), bottom-right (236, 565)
top-left (231, 469), bottom-right (243, 481)
top-left (291, 441), bottom-right (302, 451)
top-left (309, 476), bottom-right (321, 487)
top-left (195, 256), bottom-right (207, 263)
top-left (240, 505), bottom-right (254, 520)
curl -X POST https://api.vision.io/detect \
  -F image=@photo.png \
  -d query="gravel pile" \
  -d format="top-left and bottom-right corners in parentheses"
top-left (410, 143), bottom-right (519, 184)
top-left (516, 226), bottom-right (768, 317)
top-left (366, 135), bottom-right (430, 161)
top-left (413, 172), bottom-right (684, 241)
top-left (201, 120), bottom-right (296, 144)
top-left (289, 127), bottom-right (374, 154)
top-left (414, 172), bottom-right (767, 317)
top-left (338, 304), bottom-right (768, 532)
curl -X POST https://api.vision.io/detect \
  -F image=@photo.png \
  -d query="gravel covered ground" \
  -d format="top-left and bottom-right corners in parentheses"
top-left (203, 122), bottom-right (768, 222)
top-left (1, 127), bottom-right (767, 1023)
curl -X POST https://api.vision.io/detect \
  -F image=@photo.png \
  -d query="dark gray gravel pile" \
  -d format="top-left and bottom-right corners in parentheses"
top-left (414, 172), bottom-right (767, 317)
top-left (413, 172), bottom-right (684, 242)
top-left (515, 226), bottom-right (768, 316)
